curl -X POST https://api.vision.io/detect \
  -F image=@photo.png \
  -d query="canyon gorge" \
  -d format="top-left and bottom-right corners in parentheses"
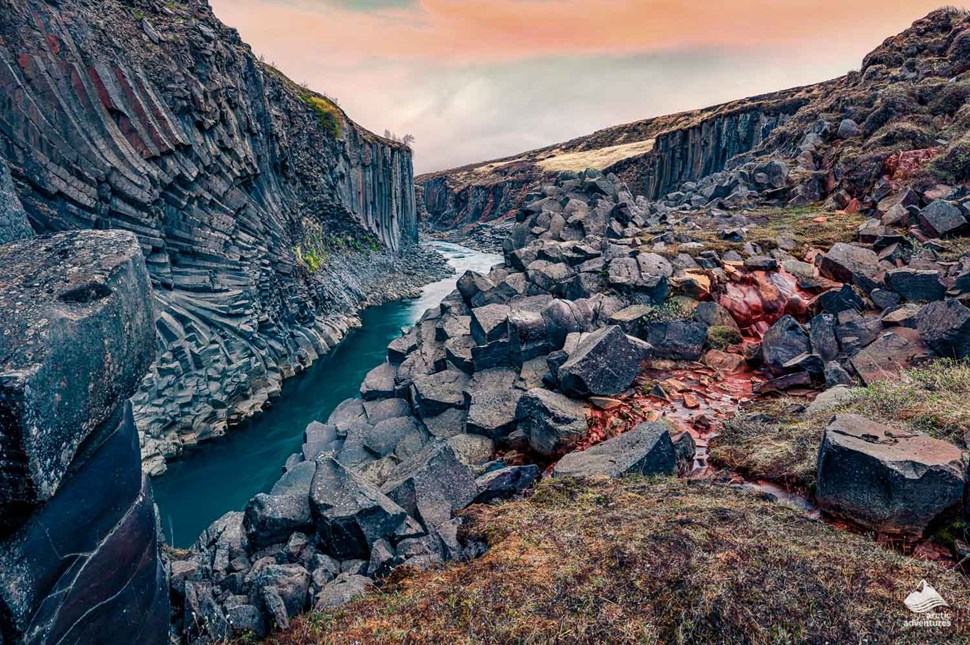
top-left (3, 2), bottom-right (970, 643)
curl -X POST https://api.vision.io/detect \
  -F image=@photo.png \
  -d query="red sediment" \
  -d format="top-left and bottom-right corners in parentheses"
top-left (718, 266), bottom-right (812, 336)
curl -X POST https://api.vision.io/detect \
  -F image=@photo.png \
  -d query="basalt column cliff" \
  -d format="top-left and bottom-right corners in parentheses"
top-left (0, 0), bottom-right (434, 473)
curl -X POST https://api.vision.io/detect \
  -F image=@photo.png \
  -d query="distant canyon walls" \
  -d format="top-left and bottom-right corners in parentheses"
top-left (0, 0), bottom-right (420, 471)
top-left (418, 94), bottom-right (811, 232)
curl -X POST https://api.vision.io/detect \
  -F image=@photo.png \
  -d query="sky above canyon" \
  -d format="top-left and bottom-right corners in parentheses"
top-left (210, 0), bottom-right (966, 174)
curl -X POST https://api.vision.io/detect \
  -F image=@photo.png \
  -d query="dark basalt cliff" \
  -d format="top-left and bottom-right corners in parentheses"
top-left (0, 0), bottom-right (437, 472)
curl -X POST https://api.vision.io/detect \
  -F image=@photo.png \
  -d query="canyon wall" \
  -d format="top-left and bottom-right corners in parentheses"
top-left (0, 0), bottom-right (428, 472)
top-left (417, 88), bottom-right (819, 232)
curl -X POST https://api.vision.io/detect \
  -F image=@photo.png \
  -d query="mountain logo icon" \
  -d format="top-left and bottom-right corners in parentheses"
top-left (904, 580), bottom-right (949, 614)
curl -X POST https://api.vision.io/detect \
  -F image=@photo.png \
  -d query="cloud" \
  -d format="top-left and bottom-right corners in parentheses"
top-left (209, 0), bottom-right (967, 173)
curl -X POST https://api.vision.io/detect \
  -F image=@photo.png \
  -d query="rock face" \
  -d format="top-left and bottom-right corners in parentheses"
top-left (816, 414), bottom-right (965, 534)
top-left (0, 0), bottom-right (440, 472)
top-left (417, 90), bottom-right (808, 233)
top-left (0, 231), bottom-right (168, 644)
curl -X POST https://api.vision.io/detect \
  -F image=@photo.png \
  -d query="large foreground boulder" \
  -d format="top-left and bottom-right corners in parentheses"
top-left (816, 415), bottom-right (965, 534)
top-left (553, 423), bottom-right (676, 479)
top-left (309, 457), bottom-right (410, 559)
top-left (0, 231), bottom-right (155, 525)
top-left (557, 326), bottom-right (646, 397)
top-left (0, 231), bottom-right (167, 644)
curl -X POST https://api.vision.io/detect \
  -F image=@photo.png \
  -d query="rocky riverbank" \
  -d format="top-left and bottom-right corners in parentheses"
top-left (170, 145), bottom-right (970, 639)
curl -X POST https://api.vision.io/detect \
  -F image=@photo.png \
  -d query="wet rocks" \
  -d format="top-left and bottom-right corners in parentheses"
top-left (553, 423), bottom-right (676, 479)
top-left (557, 326), bottom-right (647, 397)
top-left (816, 414), bottom-right (965, 534)
top-left (516, 388), bottom-right (590, 456)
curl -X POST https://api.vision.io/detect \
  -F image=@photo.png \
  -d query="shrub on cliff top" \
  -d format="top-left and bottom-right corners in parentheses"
top-left (301, 95), bottom-right (342, 139)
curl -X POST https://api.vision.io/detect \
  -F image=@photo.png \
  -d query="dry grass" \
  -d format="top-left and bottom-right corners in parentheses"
top-left (536, 139), bottom-right (656, 173)
top-left (669, 207), bottom-right (867, 259)
top-left (271, 477), bottom-right (970, 644)
top-left (711, 360), bottom-right (970, 490)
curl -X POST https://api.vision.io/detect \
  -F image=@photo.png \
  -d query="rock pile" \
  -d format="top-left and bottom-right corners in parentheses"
top-left (0, 231), bottom-right (168, 644)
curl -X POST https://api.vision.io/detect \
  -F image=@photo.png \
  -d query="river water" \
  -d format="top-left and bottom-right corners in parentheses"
top-left (153, 242), bottom-right (500, 548)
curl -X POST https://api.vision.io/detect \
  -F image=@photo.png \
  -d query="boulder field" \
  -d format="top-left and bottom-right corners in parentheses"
top-left (171, 155), bottom-right (970, 639)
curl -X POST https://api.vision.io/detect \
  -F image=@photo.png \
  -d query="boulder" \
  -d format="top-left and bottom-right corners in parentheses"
top-left (313, 573), bottom-right (372, 612)
top-left (817, 243), bottom-right (880, 291)
top-left (917, 299), bottom-right (970, 359)
top-left (309, 457), bottom-right (409, 559)
top-left (508, 309), bottom-right (550, 363)
top-left (466, 385), bottom-right (523, 441)
top-left (470, 304), bottom-right (511, 345)
top-left (474, 465), bottom-right (542, 503)
top-left (918, 200), bottom-right (968, 238)
top-left (0, 231), bottom-right (155, 522)
top-left (246, 563), bottom-right (311, 621)
top-left (362, 416), bottom-right (423, 458)
top-left (244, 493), bottom-right (313, 550)
top-left (885, 269), bottom-right (945, 302)
top-left (381, 441), bottom-right (478, 530)
top-left (446, 433), bottom-right (495, 465)
top-left (552, 423), bottom-right (676, 479)
top-left (816, 415), bottom-right (965, 534)
top-left (558, 326), bottom-right (646, 397)
top-left (761, 315), bottom-right (811, 375)
top-left (541, 299), bottom-right (594, 348)
top-left (645, 320), bottom-right (706, 361)
top-left (360, 362), bottom-right (398, 400)
top-left (516, 388), bottom-right (589, 456)
top-left (410, 370), bottom-right (470, 418)
top-left (849, 331), bottom-right (929, 385)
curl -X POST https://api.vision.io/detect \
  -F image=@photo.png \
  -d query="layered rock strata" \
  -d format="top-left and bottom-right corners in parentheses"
top-left (0, 231), bottom-right (168, 644)
top-left (0, 0), bottom-right (439, 472)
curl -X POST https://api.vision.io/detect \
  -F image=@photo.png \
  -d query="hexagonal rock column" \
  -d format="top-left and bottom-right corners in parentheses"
top-left (816, 414), bottom-right (966, 535)
top-left (0, 231), bottom-right (168, 644)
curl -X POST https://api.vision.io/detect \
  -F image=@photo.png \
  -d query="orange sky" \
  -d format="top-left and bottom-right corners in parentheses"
top-left (210, 1), bottom-right (967, 172)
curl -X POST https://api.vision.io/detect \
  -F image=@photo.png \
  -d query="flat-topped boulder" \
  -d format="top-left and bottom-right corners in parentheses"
top-left (558, 326), bottom-right (646, 397)
top-left (0, 231), bottom-right (155, 523)
top-left (816, 414), bottom-right (965, 534)
top-left (516, 388), bottom-right (589, 456)
top-left (553, 423), bottom-right (676, 479)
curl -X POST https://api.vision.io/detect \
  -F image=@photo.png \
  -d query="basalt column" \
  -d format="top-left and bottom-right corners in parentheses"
top-left (0, 231), bottom-right (168, 644)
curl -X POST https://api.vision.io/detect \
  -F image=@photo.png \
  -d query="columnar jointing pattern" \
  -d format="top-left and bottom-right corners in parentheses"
top-left (0, 0), bottom-right (420, 471)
